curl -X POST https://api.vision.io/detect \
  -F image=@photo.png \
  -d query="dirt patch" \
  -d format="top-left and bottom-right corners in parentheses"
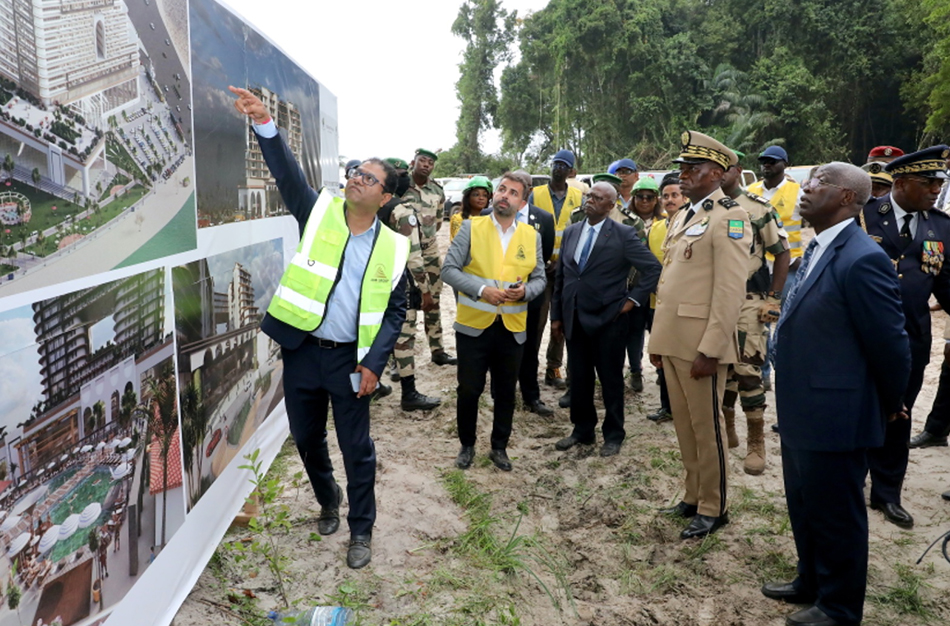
top-left (174, 226), bottom-right (950, 626)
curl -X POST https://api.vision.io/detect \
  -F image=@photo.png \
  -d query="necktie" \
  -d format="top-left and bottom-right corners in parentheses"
top-left (683, 207), bottom-right (695, 224)
top-left (900, 214), bottom-right (913, 249)
top-left (781, 239), bottom-right (819, 319)
top-left (578, 225), bottom-right (595, 271)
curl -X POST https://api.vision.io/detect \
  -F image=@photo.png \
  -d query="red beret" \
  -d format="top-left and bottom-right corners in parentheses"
top-left (868, 146), bottom-right (904, 158)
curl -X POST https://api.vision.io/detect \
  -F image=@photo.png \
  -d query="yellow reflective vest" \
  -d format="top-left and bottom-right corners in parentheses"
top-left (267, 190), bottom-right (409, 360)
top-left (747, 179), bottom-right (802, 260)
top-left (533, 184), bottom-right (583, 261)
top-left (456, 216), bottom-right (537, 333)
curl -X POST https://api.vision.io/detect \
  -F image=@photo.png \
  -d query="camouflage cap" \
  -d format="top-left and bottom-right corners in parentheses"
top-left (415, 148), bottom-right (439, 161)
top-left (674, 131), bottom-right (737, 169)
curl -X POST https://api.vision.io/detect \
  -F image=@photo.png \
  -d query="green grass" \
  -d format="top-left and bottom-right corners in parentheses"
top-left (115, 192), bottom-right (197, 268)
top-left (106, 136), bottom-right (148, 182)
top-left (0, 179), bottom-right (81, 248)
top-left (868, 563), bottom-right (934, 618)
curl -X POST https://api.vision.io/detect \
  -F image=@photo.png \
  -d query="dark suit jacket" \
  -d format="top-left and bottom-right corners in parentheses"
top-left (255, 130), bottom-right (406, 377)
top-left (550, 217), bottom-right (661, 339)
top-left (861, 194), bottom-right (950, 365)
top-left (775, 221), bottom-right (910, 452)
top-left (481, 205), bottom-right (555, 311)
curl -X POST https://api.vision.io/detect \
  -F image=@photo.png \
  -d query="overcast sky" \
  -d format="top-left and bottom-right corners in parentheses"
top-left (220, 0), bottom-right (549, 163)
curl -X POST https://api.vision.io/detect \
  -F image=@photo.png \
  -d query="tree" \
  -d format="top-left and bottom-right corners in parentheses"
top-left (180, 381), bottom-right (208, 502)
top-left (450, 0), bottom-right (517, 173)
top-left (6, 579), bottom-right (21, 625)
top-left (2, 154), bottom-right (13, 177)
top-left (119, 386), bottom-right (137, 432)
top-left (31, 168), bottom-right (40, 188)
top-left (140, 365), bottom-right (178, 547)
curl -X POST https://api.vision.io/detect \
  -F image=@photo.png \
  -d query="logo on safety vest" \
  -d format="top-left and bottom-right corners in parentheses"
top-left (372, 264), bottom-right (388, 283)
top-left (516, 245), bottom-right (526, 260)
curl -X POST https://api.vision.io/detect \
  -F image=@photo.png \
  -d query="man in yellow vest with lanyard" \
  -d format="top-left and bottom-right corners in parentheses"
top-left (230, 87), bottom-right (409, 569)
top-left (529, 150), bottom-right (584, 390)
top-left (443, 171), bottom-right (546, 472)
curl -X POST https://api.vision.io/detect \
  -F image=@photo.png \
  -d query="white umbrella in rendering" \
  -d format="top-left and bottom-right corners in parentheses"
top-left (38, 525), bottom-right (60, 553)
top-left (78, 503), bottom-right (101, 529)
top-left (58, 514), bottom-right (80, 541)
top-left (0, 514), bottom-right (21, 533)
top-left (60, 454), bottom-right (69, 463)
top-left (73, 447), bottom-right (81, 455)
top-left (110, 463), bottom-right (131, 481)
top-left (119, 437), bottom-right (132, 447)
top-left (7, 531), bottom-right (30, 556)
top-left (107, 438), bottom-right (121, 449)
top-left (47, 460), bottom-right (56, 469)
top-left (121, 450), bottom-right (135, 463)
top-left (37, 468), bottom-right (45, 476)
top-left (95, 442), bottom-right (106, 451)
top-left (80, 445), bottom-right (93, 453)
top-left (12, 485), bottom-right (48, 516)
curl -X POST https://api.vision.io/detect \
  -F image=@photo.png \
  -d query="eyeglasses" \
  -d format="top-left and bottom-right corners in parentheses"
top-left (635, 193), bottom-right (657, 201)
top-left (615, 168), bottom-right (635, 176)
top-left (350, 168), bottom-right (382, 188)
top-left (802, 177), bottom-right (849, 192)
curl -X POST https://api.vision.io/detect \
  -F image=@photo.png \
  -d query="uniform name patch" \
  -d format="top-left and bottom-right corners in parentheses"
top-left (728, 220), bottom-right (744, 239)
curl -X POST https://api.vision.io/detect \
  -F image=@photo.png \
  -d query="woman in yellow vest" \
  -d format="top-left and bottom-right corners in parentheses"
top-left (450, 176), bottom-right (492, 240)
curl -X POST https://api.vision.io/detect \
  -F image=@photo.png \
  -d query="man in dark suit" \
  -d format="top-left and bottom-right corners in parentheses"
top-left (862, 146), bottom-right (950, 527)
top-left (230, 86), bottom-right (408, 569)
top-left (481, 199), bottom-right (555, 415)
top-left (550, 182), bottom-right (662, 456)
top-left (764, 162), bottom-right (910, 626)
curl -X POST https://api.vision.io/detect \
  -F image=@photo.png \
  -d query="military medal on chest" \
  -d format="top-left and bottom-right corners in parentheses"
top-left (922, 240), bottom-right (945, 275)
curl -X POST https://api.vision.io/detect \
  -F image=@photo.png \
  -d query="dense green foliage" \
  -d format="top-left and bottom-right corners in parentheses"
top-left (439, 0), bottom-right (947, 175)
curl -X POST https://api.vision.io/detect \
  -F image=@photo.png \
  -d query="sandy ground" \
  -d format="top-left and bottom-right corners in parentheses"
top-left (174, 225), bottom-right (950, 626)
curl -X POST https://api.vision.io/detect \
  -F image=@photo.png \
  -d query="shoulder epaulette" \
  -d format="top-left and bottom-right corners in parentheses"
top-left (745, 191), bottom-right (771, 206)
top-left (617, 204), bottom-right (637, 221)
top-left (718, 197), bottom-right (739, 209)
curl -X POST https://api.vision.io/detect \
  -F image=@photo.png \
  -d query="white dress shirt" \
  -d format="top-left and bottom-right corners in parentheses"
top-left (802, 218), bottom-right (852, 281)
top-left (574, 218), bottom-right (606, 266)
top-left (889, 196), bottom-right (918, 240)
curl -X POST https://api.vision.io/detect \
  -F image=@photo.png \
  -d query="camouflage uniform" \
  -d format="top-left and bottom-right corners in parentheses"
top-left (723, 190), bottom-right (788, 411)
top-left (401, 178), bottom-right (446, 353)
top-left (388, 201), bottom-right (430, 378)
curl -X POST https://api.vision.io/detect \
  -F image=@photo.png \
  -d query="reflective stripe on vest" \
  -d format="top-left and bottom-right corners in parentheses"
top-left (457, 216), bottom-right (537, 333)
top-left (267, 190), bottom-right (409, 361)
top-left (533, 184), bottom-right (583, 261)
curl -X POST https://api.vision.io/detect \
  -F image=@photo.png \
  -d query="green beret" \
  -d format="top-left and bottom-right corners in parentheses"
top-left (415, 149), bottom-right (439, 161)
top-left (385, 157), bottom-right (409, 170)
top-left (592, 172), bottom-right (622, 186)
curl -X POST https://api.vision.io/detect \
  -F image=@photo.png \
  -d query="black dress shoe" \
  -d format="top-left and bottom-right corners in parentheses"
top-left (347, 534), bottom-right (372, 569)
top-left (370, 383), bottom-right (392, 401)
top-left (870, 501), bottom-right (914, 528)
top-left (680, 512), bottom-right (729, 539)
top-left (431, 350), bottom-right (458, 366)
top-left (317, 482), bottom-right (344, 535)
top-left (600, 442), bottom-right (622, 457)
top-left (488, 448), bottom-right (512, 471)
top-left (629, 371), bottom-right (644, 393)
top-left (455, 445), bottom-right (475, 469)
top-left (908, 430), bottom-right (948, 448)
top-left (772, 423), bottom-right (780, 434)
top-left (785, 605), bottom-right (841, 626)
top-left (525, 399), bottom-right (554, 417)
top-left (544, 368), bottom-right (567, 389)
top-left (942, 489), bottom-right (950, 501)
top-left (557, 390), bottom-right (571, 408)
top-left (761, 581), bottom-right (816, 604)
top-left (554, 434), bottom-right (594, 451)
top-left (647, 408), bottom-right (672, 423)
top-left (401, 389), bottom-right (441, 411)
top-left (659, 501), bottom-right (697, 518)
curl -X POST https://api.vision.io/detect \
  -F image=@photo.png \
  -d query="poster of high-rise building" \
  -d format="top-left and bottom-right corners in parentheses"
top-left (189, 0), bottom-right (338, 227)
top-left (0, 0), bottom-right (198, 296)
top-left (172, 239), bottom-right (284, 510)
top-left (0, 267), bottom-right (186, 626)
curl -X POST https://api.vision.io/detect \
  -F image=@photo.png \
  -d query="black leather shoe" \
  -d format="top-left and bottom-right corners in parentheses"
top-left (659, 501), bottom-right (697, 518)
top-left (488, 448), bottom-right (512, 471)
top-left (772, 423), bottom-right (780, 434)
top-left (370, 383), bottom-right (392, 401)
top-left (908, 431), bottom-right (948, 448)
top-left (525, 399), bottom-right (554, 417)
top-left (401, 389), bottom-right (441, 411)
top-left (761, 581), bottom-right (816, 604)
top-left (544, 368), bottom-right (567, 389)
top-left (347, 534), bottom-right (372, 569)
top-left (317, 482), bottom-right (343, 535)
top-left (870, 501), bottom-right (914, 528)
top-left (785, 605), bottom-right (841, 626)
top-left (600, 442), bottom-right (622, 457)
top-left (557, 390), bottom-right (571, 408)
top-left (455, 445), bottom-right (475, 469)
top-left (629, 371), bottom-right (644, 393)
top-left (647, 408), bottom-right (672, 423)
top-left (431, 350), bottom-right (457, 366)
top-left (554, 434), bottom-right (594, 451)
top-left (680, 512), bottom-right (729, 539)
top-left (942, 489), bottom-right (950, 501)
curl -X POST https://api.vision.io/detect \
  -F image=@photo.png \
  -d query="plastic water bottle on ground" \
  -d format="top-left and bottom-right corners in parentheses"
top-left (267, 606), bottom-right (355, 626)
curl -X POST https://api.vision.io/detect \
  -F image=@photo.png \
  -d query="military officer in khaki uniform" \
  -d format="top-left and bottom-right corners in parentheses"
top-left (400, 148), bottom-right (457, 366)
top-left (720, 156), bottom-right (789, 476)
top-left (648, 131), bottom-right (751, 540)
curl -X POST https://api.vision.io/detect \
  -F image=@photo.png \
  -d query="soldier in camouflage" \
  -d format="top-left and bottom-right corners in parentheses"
top-left (720, 159), bottom-right (789, 475)
top-left (401, 149), bottom-right (457, 366)
top-left (381, 158), bottom-right (441, 412)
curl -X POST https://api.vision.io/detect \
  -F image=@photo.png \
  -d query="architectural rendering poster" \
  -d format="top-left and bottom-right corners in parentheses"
top-left (0, 0), bottom-right (199, 297)
top-left (0, 0), bottom-right (336, 624)
top-left (173, 239), bottom-right (285, 510)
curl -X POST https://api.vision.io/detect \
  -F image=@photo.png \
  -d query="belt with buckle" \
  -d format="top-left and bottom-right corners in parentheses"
top-left (306, 335), bottom-right (356, 349)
